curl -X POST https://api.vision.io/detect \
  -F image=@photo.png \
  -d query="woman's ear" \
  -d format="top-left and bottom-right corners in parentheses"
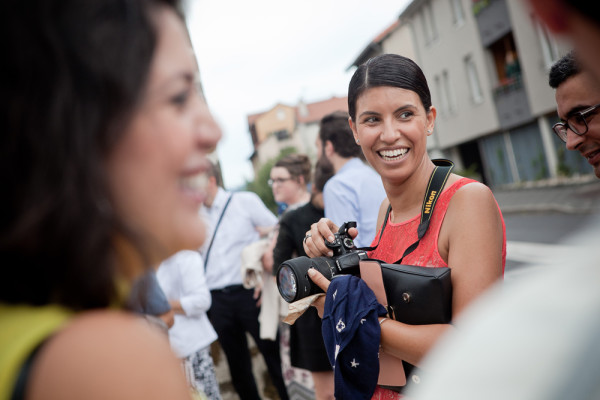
top-left (348, 117), bottom-right (360, 144)
top-left (426, 106), bottom-right (437, 136)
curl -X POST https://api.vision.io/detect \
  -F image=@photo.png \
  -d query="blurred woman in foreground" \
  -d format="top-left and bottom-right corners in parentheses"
top-left (0, 0), bottom-right (221, 398)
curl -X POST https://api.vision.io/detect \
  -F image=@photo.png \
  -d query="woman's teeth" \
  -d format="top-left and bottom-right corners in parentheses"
top-left (379, 148), bottom-right (408, 160)
top-left (180, 172), bottom-right (208, 193)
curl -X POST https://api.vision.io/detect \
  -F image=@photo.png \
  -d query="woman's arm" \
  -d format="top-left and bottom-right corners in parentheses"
top-left (441, 182), bottom-right (504, 316)
top-left (173, 253), bottom-right (212, 317)
top-left (28, 311), bottom-right (191, 400)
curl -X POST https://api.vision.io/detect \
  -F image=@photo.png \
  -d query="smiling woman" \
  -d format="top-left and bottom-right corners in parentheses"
top-left (0, 0), bottom-right (221, 399)
top-left (303, 54), bottom-right (506, 399)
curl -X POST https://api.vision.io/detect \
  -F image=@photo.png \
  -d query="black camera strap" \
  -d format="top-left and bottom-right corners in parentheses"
top-left (202, 192), bottom-right (234, 271)
top-left (359, 159), bottom-right (454, 264)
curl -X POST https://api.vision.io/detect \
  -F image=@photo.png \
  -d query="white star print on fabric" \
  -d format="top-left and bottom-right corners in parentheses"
top-left (336, 318), bottom-right (346, 332)
top-left (360, 318), bottom-right (366, 324)
top-left (333, 289), bottom-right (337, 301)
top-left (335, 344), bottom-right (340, 360)
top-left (351, 359), bottom-right (360, 368)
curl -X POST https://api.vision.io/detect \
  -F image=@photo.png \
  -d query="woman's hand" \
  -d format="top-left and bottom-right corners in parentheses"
top-left (302, 218), bottom-right (358, 258)
top-left (307, 268), bottom-right (330, 318)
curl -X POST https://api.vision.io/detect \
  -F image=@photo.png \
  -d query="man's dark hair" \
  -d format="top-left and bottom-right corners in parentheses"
top-left (207, 160), bottom-right (224, 187)
top-left (549, 51), bottom-right (581, 88)
top-left (313, 159), bottom-right (335, 193)
top-left (318, 110), bottom-right (362, 158)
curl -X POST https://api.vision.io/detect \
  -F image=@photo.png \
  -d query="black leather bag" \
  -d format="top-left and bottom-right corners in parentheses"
top-left (380, 263), bottom-right (452, 325)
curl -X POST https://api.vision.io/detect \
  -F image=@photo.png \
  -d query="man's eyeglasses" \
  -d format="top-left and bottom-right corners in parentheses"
top-left (268, 177), bottom-right (293, 187)
top-left (552, 103), bottom-right (600, 143)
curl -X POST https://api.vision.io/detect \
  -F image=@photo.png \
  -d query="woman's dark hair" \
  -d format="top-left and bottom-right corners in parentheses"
top-left (348, 54), bottom-right (432, 121)
top-left (274, 154), bottom-right (312, 185)
top-left (0, 0), bottom-right (179, 310)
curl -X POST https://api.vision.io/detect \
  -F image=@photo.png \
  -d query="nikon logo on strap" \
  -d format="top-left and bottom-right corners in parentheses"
top-left (424, 190), bottom-right (438, 214)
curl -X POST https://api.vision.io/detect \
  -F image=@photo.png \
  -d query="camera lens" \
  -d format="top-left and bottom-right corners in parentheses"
top-left (277, 264), bottom-right (298, 302)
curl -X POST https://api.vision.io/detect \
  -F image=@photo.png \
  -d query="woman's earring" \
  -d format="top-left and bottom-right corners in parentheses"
top-left (427, 129), bottom-right (432, 134)
top-left (355, 139), bottom-right (360, 144)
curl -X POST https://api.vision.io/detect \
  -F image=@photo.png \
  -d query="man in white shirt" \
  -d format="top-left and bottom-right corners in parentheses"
top-left (200, 162), bottom-right (288, 400)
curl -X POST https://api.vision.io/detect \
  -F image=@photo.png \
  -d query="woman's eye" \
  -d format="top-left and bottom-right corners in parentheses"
top-left (171, 90), bottom-right (190, 107)
top-left (399, 111), bottom-right (413, 119)
top-left (363, 116), bottom-right (379, 124)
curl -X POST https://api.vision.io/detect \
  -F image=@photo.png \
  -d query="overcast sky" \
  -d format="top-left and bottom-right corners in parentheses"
top-left (187, 0), bottom-right (411, 189)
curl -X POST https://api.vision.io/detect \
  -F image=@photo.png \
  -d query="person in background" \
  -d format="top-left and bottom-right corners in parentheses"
top-left (316, 110), bottom-right (387, 248)
top-left (272, 160), bottom-right (335, 400)
top-left (157, 250), bottom-right (221, 400)
top-left (304, 54), bottom-right (505, 399)
top-left (200, 162), bottom-right (288, 400)
top-left (0, 0), bottom-right (222, 398)
top-left (548, 51), bottom-right (600, 178)
top-left (262, 154), bottom-right (312, 274)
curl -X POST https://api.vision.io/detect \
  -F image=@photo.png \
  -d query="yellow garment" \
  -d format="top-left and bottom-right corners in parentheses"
top-left (0, 304), bottom-right (72, 400)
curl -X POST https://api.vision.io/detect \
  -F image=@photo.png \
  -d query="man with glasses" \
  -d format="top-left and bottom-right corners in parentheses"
top-left (549, 51), bottom-right (600, 178)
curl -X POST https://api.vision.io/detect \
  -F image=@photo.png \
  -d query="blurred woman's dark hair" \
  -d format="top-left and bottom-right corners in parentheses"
top-left (0, 0), bottom-right (179, 310)
top-left (348, 53), bottom-right (432, 121)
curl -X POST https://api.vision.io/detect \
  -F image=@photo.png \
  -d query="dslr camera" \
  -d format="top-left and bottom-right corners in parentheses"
top-left (276, 221), bottom-right (368, 303)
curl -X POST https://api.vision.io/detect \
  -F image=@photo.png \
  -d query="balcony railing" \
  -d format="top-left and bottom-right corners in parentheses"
top-left (492, 74), bottom-right (532, 130)
top-left (472, 0), bottom-right (491, 16)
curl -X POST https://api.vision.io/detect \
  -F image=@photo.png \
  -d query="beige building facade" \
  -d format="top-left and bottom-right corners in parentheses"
top-left (352, 0), bottom-right (591, 185)
top-left (247, 96), bottom-right (348, 175)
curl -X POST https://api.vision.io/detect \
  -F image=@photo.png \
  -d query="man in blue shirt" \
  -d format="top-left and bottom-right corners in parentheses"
top-left (316, 111), bottom-right (387, 248)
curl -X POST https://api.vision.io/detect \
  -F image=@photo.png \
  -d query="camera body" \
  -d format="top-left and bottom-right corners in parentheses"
top-left (276, 221), bottom-right (368, 303)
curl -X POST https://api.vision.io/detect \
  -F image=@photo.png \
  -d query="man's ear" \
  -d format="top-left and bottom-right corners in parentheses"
top-left (529, 0), bottom-right (569, 33)
top-left (324, 140), bottom-right (335, 157)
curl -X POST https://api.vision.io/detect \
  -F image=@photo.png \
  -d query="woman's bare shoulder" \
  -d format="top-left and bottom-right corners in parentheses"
top-left (28, 310), bottom-right (191, 400)
top-left (449, 178), bottom-right (496, 207)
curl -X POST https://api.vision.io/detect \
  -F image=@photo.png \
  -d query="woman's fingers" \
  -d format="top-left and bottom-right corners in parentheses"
top-left (307, 268), bottom-right (330, 291)
top-left (303, 218), bottom-right (338, 258)
top-left (307, 269), bottom-right (329, 318)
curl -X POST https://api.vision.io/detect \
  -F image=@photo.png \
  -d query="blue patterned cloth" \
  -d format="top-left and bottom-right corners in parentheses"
top-left (322, 275), bottom-right (387, 399)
